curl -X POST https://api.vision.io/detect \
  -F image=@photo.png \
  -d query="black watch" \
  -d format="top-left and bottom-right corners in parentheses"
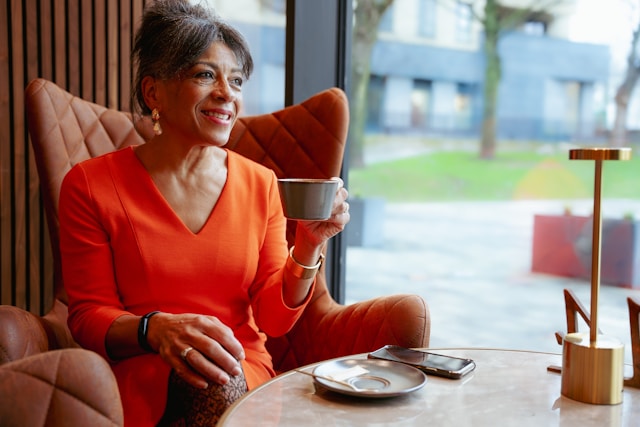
top-left (137, 311), bottom-right (161, 352)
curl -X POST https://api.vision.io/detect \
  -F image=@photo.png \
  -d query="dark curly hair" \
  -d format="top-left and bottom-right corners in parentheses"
top-left (131, 0), bottom-right (254, 116)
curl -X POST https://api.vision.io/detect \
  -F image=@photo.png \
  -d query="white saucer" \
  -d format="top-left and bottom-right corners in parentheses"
top-left (312, 358), bottom-right (427, 398)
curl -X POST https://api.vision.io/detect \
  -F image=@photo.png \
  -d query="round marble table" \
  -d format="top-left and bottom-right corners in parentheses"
top-left (218, 349), bottom-right (639, 426)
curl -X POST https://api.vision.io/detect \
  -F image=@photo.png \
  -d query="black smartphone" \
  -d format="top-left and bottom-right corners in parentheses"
top-left (368, 345), bottom-right (476, 379)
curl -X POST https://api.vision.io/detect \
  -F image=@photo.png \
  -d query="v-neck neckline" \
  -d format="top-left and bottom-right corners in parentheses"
top-left (128, 146), bottom-right (231, 236)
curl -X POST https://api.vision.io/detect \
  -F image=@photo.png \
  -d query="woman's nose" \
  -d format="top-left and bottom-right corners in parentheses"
top-left (213, 78), bottom-right (234, 102)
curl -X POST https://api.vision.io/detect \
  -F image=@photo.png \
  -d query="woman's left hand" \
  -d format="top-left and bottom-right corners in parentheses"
top-left (295, 177), bottom-right (350, 247)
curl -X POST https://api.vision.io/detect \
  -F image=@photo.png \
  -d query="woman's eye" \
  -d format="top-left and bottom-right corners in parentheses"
top-left (230, 77), bottom-right (243, 88)
top-left (196, 71), bottom-right (215, 80)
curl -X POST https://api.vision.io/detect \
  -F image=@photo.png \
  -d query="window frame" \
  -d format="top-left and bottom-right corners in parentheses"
top-left (285, 0), bottom-right (352, 302)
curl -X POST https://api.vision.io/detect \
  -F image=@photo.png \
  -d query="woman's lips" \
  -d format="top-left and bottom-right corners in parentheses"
top-left (202, 110), bottom-right (232, 122)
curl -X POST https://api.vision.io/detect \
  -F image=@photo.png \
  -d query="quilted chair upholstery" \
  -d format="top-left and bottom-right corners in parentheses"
top-left (0, 78), bottom-right (430, 423)
top-left (0, 348), bottom-right (123, 427)
top-left (226, 97), bottom-right (431, 370)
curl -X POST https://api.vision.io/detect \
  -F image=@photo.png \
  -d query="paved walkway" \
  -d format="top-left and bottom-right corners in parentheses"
top-left (344, 199), bottom-right (640, 365)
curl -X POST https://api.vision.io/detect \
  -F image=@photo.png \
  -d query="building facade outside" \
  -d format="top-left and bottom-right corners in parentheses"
top-left (368, 0), bottom-right (610, 142)
top-left (216, 0), bottom-right (611, 143)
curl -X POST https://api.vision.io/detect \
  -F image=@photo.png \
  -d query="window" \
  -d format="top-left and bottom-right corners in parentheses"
top-left (418, 0), bottom-right (437, 39)
top-left (366, 75), bottom-right (386, 132)
top-left (346, 0), bottom-right (639, 365)
top-left (523, 20), bottom-right (546, 36)
top-left (259, 0), bottom-right (286, 14)
top-left (543, 80), bottom-right (584, 139)
top-left (378, 4), bottom-right (393, 33)
top-left (454, 83), bottom-right (474, 130)
top-left (411, 79), bottom-right (431, 129)
top-left (455, 1), bottom-right (473, 44)
top-left (215, 0), bottom-right (639, 369)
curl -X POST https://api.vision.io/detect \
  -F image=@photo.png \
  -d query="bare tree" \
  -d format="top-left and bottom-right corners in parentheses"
top-left (467, 0), bottom-right (565, 159)
top-left (611, 2), bottom-right (640, 147)
top-left (349, 0), bottom-right (569, 165)
top-left (350, 0), bottom-right (394, 168)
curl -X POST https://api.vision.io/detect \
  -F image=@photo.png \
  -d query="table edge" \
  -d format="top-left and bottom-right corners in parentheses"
top-left (218, 347), bottom-right (564, 424)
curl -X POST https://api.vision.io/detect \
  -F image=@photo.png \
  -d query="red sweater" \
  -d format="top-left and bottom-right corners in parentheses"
top-left (59, 147), bottom-right (311, 426)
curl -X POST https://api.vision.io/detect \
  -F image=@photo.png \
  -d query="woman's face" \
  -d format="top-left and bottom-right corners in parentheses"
top-left (154, 41), bottom-right (245, 147)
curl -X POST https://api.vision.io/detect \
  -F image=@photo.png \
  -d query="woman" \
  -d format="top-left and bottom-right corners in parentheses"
top-left (58, 1), bottom-right (350, 425)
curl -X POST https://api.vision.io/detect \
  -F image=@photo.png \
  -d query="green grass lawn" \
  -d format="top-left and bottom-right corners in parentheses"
top-left (348, 147), bottom-right (640, 202)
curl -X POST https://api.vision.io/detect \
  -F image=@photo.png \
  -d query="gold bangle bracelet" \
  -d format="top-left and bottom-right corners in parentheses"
top-left (286, 246), bottom-right (324, 280)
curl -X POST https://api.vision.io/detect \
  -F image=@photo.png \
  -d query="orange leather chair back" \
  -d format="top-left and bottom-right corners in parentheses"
top-left (19, 78), bottom-right (430, 373)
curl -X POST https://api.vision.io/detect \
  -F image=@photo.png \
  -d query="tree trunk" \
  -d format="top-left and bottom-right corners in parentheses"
top-left (480, 0), bottom-right (500, 160)
top-left (349, 0), bottom-right (394, 169)
top-left (610, 24), bottom-right (640, 147)
top-left (611, 101), bottom-right (629, 147)
top-left (350, 33), bottom-right (375, 169)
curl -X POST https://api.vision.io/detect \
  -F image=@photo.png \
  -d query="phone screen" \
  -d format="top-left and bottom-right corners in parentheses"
top-left (386, 346), bottom-right (471, 372)
top-left (369, 345), bottom-right (475, 378)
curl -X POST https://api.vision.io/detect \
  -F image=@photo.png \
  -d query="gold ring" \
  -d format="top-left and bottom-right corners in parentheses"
top-left (180, 346), bottom-right (194, 361)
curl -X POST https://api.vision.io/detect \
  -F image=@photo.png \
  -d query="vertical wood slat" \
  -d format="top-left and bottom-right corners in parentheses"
top-left (107, 1), bottom-right (118, 109)
top-left (1, 1), bottom-right (13, 306)
top-left (67, 0), bottom-right (80, 97)
top-left (53, 0), bottom-right (66, 86)
top-left (95, 0), bottom-right (107, 106)
top-left (1, 0), bottom-right (144, 314)
top-left (25, 0), bottom-right (43, 313)
top-left (120, 0), bottom-right (131, 111)
top-left (39, 0), bottom-right (53, 79)
top-left (81, 0), bottom-right (94, 101)
top-left (36, 0), bottom-right (54, 315)
top-left (12, 0), bottom-right (27, 310)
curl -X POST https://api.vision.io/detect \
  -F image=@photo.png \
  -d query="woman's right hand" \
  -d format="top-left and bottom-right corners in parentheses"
top-left (147, 312), bottom-right (245, 389)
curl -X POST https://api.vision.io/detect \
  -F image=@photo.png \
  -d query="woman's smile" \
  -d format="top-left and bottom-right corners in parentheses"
top-left (203, 110), bottom-right (231, 121)
top-left (201, 108), bottom-right (233, 124)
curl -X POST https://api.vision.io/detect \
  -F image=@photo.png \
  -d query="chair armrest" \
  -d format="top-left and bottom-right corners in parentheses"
top-left (0, 306), bottom-right (49, 364)
top-left (41, 299), bottom-right (78, 349)
top-left (271, 294), bottom-right (430, 372)
top-left (0, 348), bottom-right (123, 427)
top-left (306, 294), bottom-right (430, 359)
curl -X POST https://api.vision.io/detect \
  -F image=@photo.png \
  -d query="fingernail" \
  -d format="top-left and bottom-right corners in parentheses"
top-left (202, 382), bottom-right (209, 390)
top-left (232, 365), bottom-right (242, 377)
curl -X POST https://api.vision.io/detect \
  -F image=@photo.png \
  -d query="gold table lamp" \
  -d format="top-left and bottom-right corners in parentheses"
top-left (562, 147), bottom-right (631, 404)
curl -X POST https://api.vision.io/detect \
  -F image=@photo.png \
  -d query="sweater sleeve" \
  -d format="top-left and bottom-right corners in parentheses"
top-left (248, 172), bottom-right (315, 337)
top-left (59, 164), bottom-right (133, 360)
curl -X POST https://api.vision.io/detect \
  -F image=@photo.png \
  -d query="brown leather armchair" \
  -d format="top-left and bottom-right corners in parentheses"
top-left (0, 78), bottom-right (430, 425)
top-left (0, 348), bottom-right (124, 426)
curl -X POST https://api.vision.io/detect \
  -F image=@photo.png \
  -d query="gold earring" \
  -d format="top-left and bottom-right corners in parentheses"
top-left (152, 108), bottom-right (162, 135)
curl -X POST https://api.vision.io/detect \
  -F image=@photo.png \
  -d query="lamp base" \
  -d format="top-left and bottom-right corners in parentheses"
top-left (561, 332), bottom-right (624, 405)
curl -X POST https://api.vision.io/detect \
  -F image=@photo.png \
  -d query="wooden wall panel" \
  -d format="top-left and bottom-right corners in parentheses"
top-left (81, 1), bottom-right (94, 100)
top-left (11, 0), bottom-right (27, 310)
top-left (95, 0), bottom-right (107, 106)
top-left (1, 0), bottom-right (146, 314)
top-left (1, 1), bottom-right (13, 306)
top-left (24, 4), bottom-right (43, 313)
